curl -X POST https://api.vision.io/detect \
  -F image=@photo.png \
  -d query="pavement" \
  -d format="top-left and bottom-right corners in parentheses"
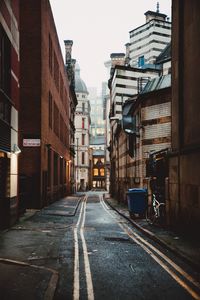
top-left (104, 193), bottom-right (200, 273)
top-left (0, 191), bottom-right (199, 299)
top-left (0, 194), bottom-right (83, 300)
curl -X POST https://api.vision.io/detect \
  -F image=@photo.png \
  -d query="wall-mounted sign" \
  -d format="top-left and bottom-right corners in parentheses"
top-left (23, 139), bottom-right (41, 147)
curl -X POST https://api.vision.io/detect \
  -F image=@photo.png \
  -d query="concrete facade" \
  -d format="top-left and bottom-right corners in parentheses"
top-left (129, 9), bottom-right (171, 67)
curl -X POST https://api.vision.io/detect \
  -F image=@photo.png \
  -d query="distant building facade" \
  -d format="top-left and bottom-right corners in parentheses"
top-left (129, 8), bottom-right (171, 68)
top-left (91, 149), bottom-right (106, 189)
top-left (64, 40), bottom-right (78, 194)
top-left (74, 64), bottom-right (90, 191)
top-left (19, 0), bottom-right (71, 208)
top-left (109, 65), bottom-right (159, 119)
top-left (0, 0), bottom-right (20, 228)
top-left (89, 87), bottom-right (105, 139)
top-left (88, 87), bottom-right (106, 189)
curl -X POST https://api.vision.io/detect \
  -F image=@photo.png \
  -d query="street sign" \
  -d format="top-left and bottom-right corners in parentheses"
top-left (23, 139), bottom-right (41, 147)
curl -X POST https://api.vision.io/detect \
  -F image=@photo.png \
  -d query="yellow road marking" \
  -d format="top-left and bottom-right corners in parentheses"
top-left (101, 196), bottom-right (200, 300)
top-left (73, 194), bottom-right (94, 300)
top-left (73, 200), bottom-right (84, 300)
top-left (80, 198), bottom-right (94, 300)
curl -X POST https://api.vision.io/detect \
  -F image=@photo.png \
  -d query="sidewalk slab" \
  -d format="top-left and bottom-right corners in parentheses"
top-left (0, 259), bottom-right (57, 300)
top-left (0, 194), bottom-right (82, 299)
top-left (42, 195), bottom-right (82, 216)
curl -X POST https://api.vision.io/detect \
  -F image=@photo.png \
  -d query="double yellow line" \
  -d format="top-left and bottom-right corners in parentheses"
top-left (100, 195), bottom-right (200, 300)
top-left (73, 195), bottom-right (94, 300)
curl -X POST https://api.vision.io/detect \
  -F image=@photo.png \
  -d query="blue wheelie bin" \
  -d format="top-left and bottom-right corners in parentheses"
top-left (127, 188), bottom-right (147, 218)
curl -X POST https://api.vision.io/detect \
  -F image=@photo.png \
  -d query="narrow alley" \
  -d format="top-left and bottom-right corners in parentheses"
top-left (0, 1), bottom-right (200, 299)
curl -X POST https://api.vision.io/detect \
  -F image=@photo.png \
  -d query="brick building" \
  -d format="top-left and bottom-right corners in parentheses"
top-left (64, 40), bottom-right (78, 194)
top-left (19, 0), bottom-right (71, 208)
top-left (110, 76), bottom-right (171, 202)
top-left (0, 0), bottom-right (20, 228)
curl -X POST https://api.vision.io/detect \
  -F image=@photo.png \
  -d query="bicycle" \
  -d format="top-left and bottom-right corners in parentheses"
top-left (145, 192), bottom-right (166, 225)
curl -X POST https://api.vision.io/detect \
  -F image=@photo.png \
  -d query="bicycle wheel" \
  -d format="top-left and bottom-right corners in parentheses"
top-left (145, 204), bottom-right (157, 225)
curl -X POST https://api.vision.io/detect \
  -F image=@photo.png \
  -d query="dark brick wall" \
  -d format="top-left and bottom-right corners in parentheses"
top-left (19, 0), bottom-right (71, 208)
top-left (168, 0), bottom-right (200, 233)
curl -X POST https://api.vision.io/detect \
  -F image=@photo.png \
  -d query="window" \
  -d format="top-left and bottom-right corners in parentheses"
top-left (93, 169), bottom-right (98, 176)
top-left (0, 25), bottom-right (11, 96)
top-left (138, 55), bottom-right (145, 67)
top-left (0, 98), bottom-right (10, 123)
top-left (82, 134), bottom-right (85, 145)
top-left (47, 148), bottom-right (51, 187)
top-left (53, 51), bottom-right (59, 90)
top-left (64, 160), bottom-right (67, 183)
top-left (100, 168), bottom-right (105, 176)
top-left (82, 102), bottom-right (85, 112)
top-left (49, 92), bottom-right (52, 129)
top-left (93, 158), bottom-right (98, 165)
top-left (95, 158), bottom-right (104, 166)
top-left (60, 157), bottom-right (63, 184)
top-left (82, 118), bottom-right (85, 129)
top-left (53, 152), bottom-right (58, 186)
top-left (128, 134), bottom-right (136, 158)
top-left (82, 152), bottom-right (85, 164)
top-left (59, 115), bottom-right (64, 142)
top-left (53, 102), bottom-right (59, 136)
top-left (48, 34), bottom-right (53, 74)
top-left (59, 74), bottom-right (63, 100)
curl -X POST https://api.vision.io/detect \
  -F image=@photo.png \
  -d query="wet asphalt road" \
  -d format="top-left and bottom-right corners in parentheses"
top-left (68, 192), bottom-right (200, 300)
top-left (0, 191), bottom-right (200, 300)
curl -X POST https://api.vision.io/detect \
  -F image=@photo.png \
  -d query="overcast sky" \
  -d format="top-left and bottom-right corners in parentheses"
top-left (50, 0), bottom-right (171, 93)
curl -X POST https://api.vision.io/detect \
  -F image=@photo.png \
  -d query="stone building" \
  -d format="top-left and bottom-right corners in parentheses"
top-left (88, 87), bottom-right (106, 189)
top-left (74, 64), bottom-right (90, 191)
top-left (91, 149), bottom-right (106, 190)
top-left (129, 6), bottom-right (171, 68)
top-left (109, 65), bottom-right (159, 119)
top-left (0, 0), bottom-right (20, 228)
top-left (19, 0), bottom-right (71, 208)
top-left (168, 0), bottom-right (200, 232)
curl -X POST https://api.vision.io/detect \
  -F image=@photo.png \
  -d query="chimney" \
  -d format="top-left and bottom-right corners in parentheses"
top-left (125, 43), bottom-right (131, 66)
top-left (64, 40), bottom-right (73, 64)
top-left (70, 58), bottom-right (76, 89)
top-left (109, 53), bottom-right (125, 78)
top-left (156, 2), bottom-right (160, 13)
top-left (64, 40), bottom-right (75, 86)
